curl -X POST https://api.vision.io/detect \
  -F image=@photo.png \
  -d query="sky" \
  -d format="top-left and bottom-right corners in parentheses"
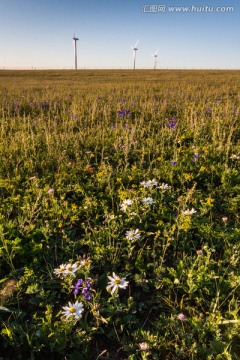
top-left (0, 0), bottom-right (239, 69)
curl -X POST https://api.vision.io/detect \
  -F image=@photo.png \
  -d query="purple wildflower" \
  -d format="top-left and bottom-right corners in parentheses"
top-left (192, 152), bottom-right (201, 162)
top-left (117, 109), bottom-right (131, 118)
top-left (86, 279), bottom-right (92, 288)
top-left (73, 279), bottom-right (83, 295)
top-left (165, 116), bottom-right (177, 129)
top-left (170, 161), bottom-right (177, 166)
top-left (73, 278), bottom-right (93, 300)
top-left (82, 287), bottom-right (89, 295)
top-left (84, 293), bottom-right (92, 301)
top-left (205, 108), bottom-right (212, 114)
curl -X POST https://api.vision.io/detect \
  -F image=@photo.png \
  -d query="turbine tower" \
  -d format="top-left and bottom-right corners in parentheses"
top-left (73, 34), bottom-right (79, 70)
top-left (131, 40), bottom-right (139, 70)
top-left (152, 49), bottom-right (159, 70)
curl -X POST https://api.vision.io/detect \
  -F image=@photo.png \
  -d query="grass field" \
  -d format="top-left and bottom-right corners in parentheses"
top-left (0, 69), bottom-right (239, 359)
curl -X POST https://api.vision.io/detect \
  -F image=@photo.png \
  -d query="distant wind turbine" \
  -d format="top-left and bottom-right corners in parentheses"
top-left (131, 40), bottom-right (139, 70)
top-left (152, 49), bottom-right (159, 70)
top-left (72, 34), bottom-right (79, 70)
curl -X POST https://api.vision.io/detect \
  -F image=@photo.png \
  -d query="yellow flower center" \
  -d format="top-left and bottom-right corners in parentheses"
top-left (69, 307), bottom-right (76, 313)
top-left (114, 279), bottom-right (121, 285)
top-left (67, 266), bottom-right (72, 271)
top-left (59, 268), bottom-right (64, 272)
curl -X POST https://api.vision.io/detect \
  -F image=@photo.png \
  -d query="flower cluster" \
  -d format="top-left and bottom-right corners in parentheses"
top-left (140, 179), bottom-right (158, 187)
top-left (117, 109), bottom-right (131, 118)
top-left (54, 259), bottom-right (93, 320)
top-left (165, 116), bottom-right (177, 129)
top-left (73, 279), bottom-right (92, 301)
top-left (182, 208), bottom-right (197, 216)
top-left (54, 263), bottom-right (78, 277)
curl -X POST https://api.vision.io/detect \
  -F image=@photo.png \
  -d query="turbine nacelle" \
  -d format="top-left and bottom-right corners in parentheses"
top-left (152, 50), bottom-right (159, 69)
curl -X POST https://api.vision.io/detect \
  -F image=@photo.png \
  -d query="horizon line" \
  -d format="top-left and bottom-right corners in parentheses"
top-left (1, 67), bottom-right (240, 71)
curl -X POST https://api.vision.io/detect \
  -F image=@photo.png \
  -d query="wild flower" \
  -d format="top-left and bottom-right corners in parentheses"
top-left (106, 272), bottom-right (129, 294)
top-left (117, 109), bottom-right (130, 118)
top-left (62, 301), bottom-right (84, 319)
top-left (170, 161), bottom-right (177, 166)
top-left (73, 278), bottom-right (92, 300)
top-left (64, 263), bottom-right (79, 276)
top-left (205, 107), bottom-right (212, 114)
top-left (86, 166), bottom-right (94, 174)
top-left (73, 279), bottom-right (83, 294)
top-left (139, 342), bottom-right (149, 351)
top-left (125, 229), bottom-right (140, 240)
top-left (141, 197), bottom-right (154, 205)
top-left (192, 152), bottom-right (201, 162)
top-left (54, 264), bottom-right (66, 277)
top-left (230, 154), bottom-right (239, 159)
top-left (140, 179), bottom-right (158, 187)
top-left (79, 256), bottom-right (91, 267)
top-left (159, 183), bottom-right (170, 190)
top-left (182, 208), bottom-right (197, 216)
top-left (222, 216), bottom-right (228, 223)
top-left (165, 116), bottom-right (177, 129)
top-left (120, 199), bottom-right (133, 212)
top-left (177, 313), bottom-right (187, 321)
top-left (47, 188), bottom-right (54, 195)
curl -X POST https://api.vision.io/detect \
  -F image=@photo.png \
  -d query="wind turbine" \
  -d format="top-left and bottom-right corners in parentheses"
top-left (152, 49), bottom-right (159, 70)
top-left (131, 39), bottom-right (139, 70)
top-left (72, 34), bottom-right (79, 70)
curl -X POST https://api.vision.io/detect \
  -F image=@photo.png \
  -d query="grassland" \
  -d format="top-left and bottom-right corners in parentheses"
top-left (0, 69), bottom-right (239, 360)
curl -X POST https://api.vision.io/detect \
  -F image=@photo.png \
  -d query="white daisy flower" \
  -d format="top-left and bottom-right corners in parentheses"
top-left (159, 183), bottom-right (170, 190)
top-left (141, 197), bottom-right (154, 205)
top-left (120, 199), bottom-right (133, 212)
top-left (182, 208), bottom-right (197, 216)
top-left (53, 264), bottom-right (66, 277)
top-left (62, 301), bottom-right (84, 319)
top-left (79, 258), bottom-right (91, 267)
top-left (64, 263), bottom-right (79, 276)
top-left (106, 272), bottom-right (129, 294)
top-left (125, 229), bottom-right (141, 240)
top-left (141, 179), bottom-right (158, 187)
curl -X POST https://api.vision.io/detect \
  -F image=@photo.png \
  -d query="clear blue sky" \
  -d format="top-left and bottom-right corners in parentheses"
top-left (0, 0), bottom-right (239, 69)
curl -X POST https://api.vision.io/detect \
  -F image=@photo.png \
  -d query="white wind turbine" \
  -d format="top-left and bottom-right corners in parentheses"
top-left (72, 34), bottom-right (79, 70)
top-left (152, 49), bottom-right (159, 69)
top-left (131, 39), bottom-right (139, 70)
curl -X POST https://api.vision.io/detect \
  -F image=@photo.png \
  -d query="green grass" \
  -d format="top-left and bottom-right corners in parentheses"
top-left (0, 70), bottom-right (239, 360)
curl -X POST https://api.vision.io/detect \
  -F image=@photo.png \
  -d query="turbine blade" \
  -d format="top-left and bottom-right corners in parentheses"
top-left (134, 39), bottom-right (139, 48)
